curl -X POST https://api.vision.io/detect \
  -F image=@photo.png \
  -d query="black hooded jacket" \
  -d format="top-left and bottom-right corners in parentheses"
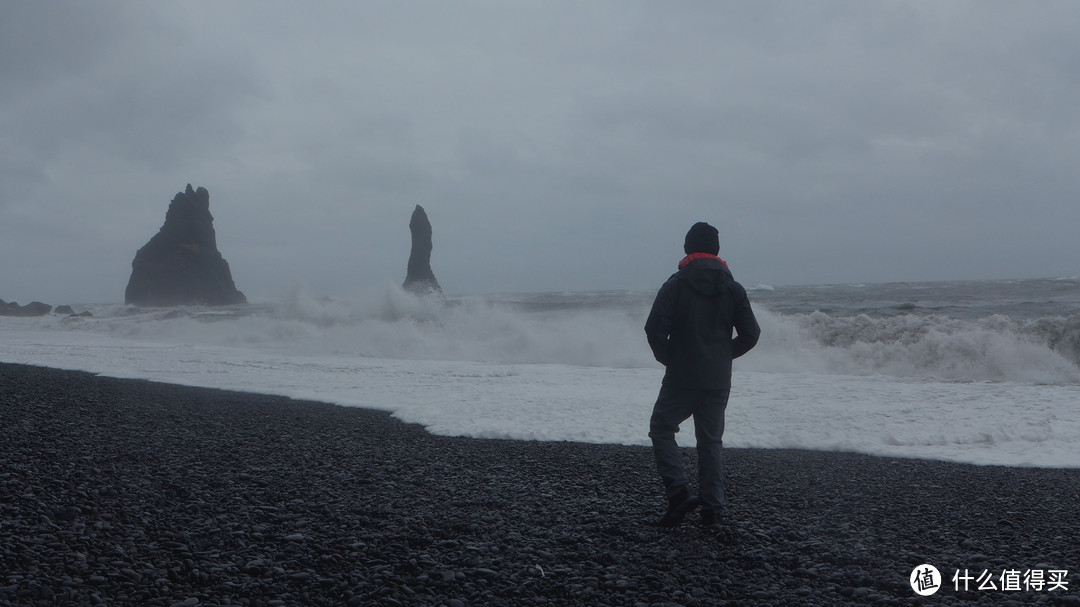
top-left (644, 257), bottom-right (760, 390)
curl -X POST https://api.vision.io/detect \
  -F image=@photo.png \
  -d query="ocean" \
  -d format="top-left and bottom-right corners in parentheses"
top-left (2, 278), bottom-right (1079, 468)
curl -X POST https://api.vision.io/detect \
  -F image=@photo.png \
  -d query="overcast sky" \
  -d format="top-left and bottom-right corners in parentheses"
top-left (3, 1), bottom-right (1079, 304)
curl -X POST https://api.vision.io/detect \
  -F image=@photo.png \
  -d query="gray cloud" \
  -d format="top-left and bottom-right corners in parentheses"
top-left (2, 1), bottom-right (1079, 303)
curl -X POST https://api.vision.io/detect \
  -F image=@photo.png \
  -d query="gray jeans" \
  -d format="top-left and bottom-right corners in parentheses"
top-left (649, 385), bottom-right (730, 512)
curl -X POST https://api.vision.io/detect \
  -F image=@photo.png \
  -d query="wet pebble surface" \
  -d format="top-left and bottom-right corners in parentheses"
top-left (2, 362), bottom-right (1078, 606)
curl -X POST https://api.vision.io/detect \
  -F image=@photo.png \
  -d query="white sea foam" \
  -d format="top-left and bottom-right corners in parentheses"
top-left (746, 310), bottom-right (1080, 384)
top-left (42, 285), bottom-right (1080, 384)
top-left (2, 282), bottom-right (1079, 468)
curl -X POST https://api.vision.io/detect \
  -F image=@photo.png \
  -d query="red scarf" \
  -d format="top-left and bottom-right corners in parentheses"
top-left (678, 252), bottom-right (728, 269)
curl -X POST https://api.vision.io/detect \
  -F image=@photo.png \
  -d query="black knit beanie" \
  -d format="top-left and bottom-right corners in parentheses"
top-left (683, 222), bottom-right (720, 255)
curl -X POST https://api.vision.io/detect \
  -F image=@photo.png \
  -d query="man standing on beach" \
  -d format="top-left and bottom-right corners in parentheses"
top-left (644, 222), bottom-right (760, 530)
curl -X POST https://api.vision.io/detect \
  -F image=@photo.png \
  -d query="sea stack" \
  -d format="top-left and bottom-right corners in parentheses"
top-left (125, 184), bottom-right (247, 306)
top-left (403, 205), bottom-right (442, 295)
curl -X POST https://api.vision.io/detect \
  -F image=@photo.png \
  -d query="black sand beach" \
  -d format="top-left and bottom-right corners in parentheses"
top-left (2, 362), bottom-right (1078, 606)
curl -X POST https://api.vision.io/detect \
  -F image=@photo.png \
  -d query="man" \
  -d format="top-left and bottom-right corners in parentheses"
top-left (644, 222), bottom-right (760, 530)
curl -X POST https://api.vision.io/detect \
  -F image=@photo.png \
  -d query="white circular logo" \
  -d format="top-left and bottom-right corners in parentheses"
top-left (910, 564), bottom-right (942, 596)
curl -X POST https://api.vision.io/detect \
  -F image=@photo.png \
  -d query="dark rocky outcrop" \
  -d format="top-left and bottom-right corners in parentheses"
top-left (0, 300), bottom-right (91, 317)
top-left (0, 299), bottom-right (52, 317)
top-left (53, 305), bottom-right (92, 317)
top-left (403, 205), bottom-right (442, 295)
top-left (125, 184), bottom-right (246, 306)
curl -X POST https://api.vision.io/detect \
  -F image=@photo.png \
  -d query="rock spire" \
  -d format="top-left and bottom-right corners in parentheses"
top-left (403, 205), bottom-right (441, 295)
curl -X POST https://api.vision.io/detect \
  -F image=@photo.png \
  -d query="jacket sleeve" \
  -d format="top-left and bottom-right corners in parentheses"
top-left (644, 279), bottom-right (677, 366)
top-left (730, 283), bottom-right (760, 359)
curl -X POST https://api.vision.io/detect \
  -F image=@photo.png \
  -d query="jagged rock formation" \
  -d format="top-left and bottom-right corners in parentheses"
top-left (403, 205), bottom-right (442, 295)
top-left (0, 300), bottom-right (90, 317)
top-left (0, 299), bottom-right (52, 317)
top-left (125, 184), bottom-right (246, 307)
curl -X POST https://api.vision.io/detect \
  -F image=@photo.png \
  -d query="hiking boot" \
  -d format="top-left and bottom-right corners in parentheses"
top-left (658, 485), bottom-right (700, 527)
top-left (701, 509), bottom-right (736, 542)
top-left (701, 508), bottom-right (723, 530)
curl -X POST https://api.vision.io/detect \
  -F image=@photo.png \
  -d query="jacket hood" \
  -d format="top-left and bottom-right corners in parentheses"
top-left (675, 256), bottom-right (733, 296)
